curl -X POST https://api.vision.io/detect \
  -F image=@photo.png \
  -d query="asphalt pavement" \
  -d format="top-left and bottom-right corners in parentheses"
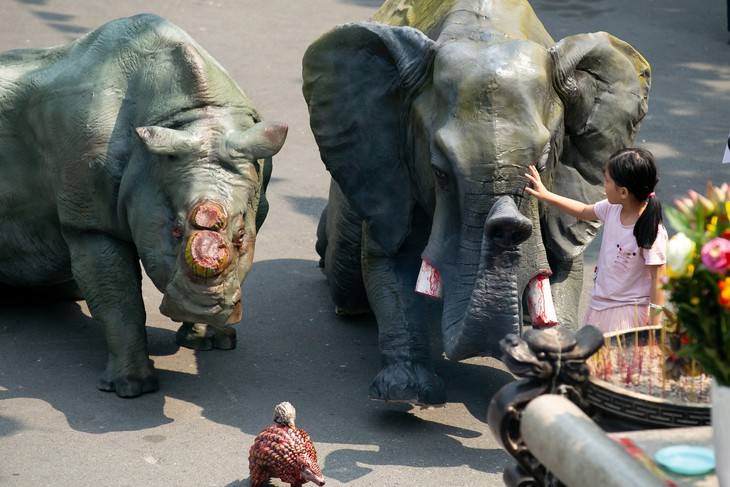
top-left (1, 0), bottom-right (729, 486)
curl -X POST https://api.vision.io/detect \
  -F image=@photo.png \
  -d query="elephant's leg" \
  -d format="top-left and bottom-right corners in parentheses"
top-left (363, 208), bottom-right (446, 405)
top-left (175, 322), bottom-right (236, 350)
top-left (64, 231), bottom-right (158, 397)
top-left (318, 182), bottom-right (370, 316)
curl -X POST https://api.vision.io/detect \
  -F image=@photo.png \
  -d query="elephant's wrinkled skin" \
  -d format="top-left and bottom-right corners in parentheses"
top-left (0, 14), bottom-right (287, 397)
top-left (303, 0), bottom-right (649, 404)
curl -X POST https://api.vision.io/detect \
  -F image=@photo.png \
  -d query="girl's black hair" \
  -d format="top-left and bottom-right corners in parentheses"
top-left (606, 148), bottom-right (662, 249)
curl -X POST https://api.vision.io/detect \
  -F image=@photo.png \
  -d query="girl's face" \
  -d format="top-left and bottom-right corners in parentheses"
top-left (603, 167), bottom-right (623, 204)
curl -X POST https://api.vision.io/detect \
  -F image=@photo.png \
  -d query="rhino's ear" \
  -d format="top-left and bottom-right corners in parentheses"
top-left (303, 22), bottom-right (436, 255)
top-left (136, 126), bottom-right (201, 156)
top-left (545, 32), bottom-right (650, 259)
top-left (226, 121), bottom-right (287, 232)
top-left (226, 121), bottom-right (288, 160)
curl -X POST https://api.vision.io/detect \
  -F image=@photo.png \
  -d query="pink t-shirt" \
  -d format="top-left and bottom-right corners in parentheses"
top-left (590, 199), bottom-right (668, 311)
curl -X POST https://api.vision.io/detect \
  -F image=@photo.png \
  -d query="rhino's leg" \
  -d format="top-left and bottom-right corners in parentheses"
top-left (64, 232), bottom-right (158, 397)
top-left (175, 322), bottom-right (236, 350)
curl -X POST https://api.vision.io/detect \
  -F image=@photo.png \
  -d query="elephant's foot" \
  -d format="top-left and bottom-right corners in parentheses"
top-left (97, 358), bottom-right (159, 398)
top-left (175, 322), bottom-right (237, 351)
top-left (368, 361), bottom-right (446, 405)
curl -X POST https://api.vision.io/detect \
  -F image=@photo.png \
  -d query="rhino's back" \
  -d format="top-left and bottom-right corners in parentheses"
top-left (0, 14), bottom-right (206, 177)
top-left (0, 15), bottom-right (185, 104)
top-left (0, 14), bottom-right (252, 286)
top-left (371, 0), bottom-right (553, 45)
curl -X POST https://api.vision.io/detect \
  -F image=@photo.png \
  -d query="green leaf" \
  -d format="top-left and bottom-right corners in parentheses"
top-left (664, 207), bottom-right (692, 235)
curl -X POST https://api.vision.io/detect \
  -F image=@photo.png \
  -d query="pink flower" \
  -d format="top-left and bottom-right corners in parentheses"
top-left (700, 237), bottom-right (730, 274)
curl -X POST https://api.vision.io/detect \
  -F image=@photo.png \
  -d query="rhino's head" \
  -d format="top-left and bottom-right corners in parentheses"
top-left (129, 119), bottom-right (288, 326)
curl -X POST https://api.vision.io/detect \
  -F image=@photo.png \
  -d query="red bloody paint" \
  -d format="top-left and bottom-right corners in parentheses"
top-left (526, 274), bottom-right (559, 328)
top-left (415, 260), bottom-right (444, 299)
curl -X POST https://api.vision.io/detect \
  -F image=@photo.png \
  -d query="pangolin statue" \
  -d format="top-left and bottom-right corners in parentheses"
top-left (249, 402), bottom-right (325, 487)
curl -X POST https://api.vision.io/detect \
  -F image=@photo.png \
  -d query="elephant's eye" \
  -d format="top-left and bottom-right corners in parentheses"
top-left (432, 165), bottom-right (448, 180)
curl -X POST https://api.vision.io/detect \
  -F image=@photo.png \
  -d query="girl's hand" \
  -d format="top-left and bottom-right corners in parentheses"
top-left (524, 165), bottom-right (549, 200)
top-left (523, 165), bottom-right (596, 220)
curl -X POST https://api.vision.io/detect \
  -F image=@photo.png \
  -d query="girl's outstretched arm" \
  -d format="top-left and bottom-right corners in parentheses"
top-left (524, 165), bottom-right (598, 221)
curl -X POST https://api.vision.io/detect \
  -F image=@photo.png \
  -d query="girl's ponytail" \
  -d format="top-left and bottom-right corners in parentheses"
top-left (635, 194), bottom-right (662, 249)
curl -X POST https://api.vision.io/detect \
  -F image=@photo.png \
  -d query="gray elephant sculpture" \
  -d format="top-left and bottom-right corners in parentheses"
top-left (303, 0), bottom-right (650, 404)
top-left (0, 14), bottom-right (287, 397)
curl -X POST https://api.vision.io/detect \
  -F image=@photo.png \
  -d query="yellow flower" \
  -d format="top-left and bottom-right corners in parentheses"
top-left (690, 297), bottom-right (700, 306)
top-left (707, 216), bottom-right (718, 236)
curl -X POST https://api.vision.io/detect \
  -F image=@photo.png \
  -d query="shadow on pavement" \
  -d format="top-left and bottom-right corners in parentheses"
top-left (0, 258), bottom-right (513, 481)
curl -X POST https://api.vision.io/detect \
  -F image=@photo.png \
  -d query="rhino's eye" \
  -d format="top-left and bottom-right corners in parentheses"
top-left (172, 224), bottom-right (183, 240)
top-left (233, 228), bottom-right (247, 254)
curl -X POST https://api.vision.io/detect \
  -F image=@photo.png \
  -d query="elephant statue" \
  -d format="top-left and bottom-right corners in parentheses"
top-left (302, 0), bottom-right (650, 405)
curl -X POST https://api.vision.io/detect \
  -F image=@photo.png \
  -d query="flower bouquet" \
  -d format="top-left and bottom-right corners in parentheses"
top-left (664, 182), bottom-right (730, 387)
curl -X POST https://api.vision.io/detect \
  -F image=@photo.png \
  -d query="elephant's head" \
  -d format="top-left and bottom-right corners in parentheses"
top-left (303, 21), bottom-right (649, 360)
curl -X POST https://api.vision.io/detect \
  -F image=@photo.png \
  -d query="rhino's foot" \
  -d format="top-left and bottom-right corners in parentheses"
top-left (97, 359), bottom-right (159, 398)
top-left (175, 322), bottom-right (237, 351)
top-left (368, 361), bottom-right (446, 406)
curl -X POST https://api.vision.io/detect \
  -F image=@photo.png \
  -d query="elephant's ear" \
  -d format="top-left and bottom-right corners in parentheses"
top-left (546, 32), bottom-right (651, 259)
top-left (302, 22), bottom-right (436, 255)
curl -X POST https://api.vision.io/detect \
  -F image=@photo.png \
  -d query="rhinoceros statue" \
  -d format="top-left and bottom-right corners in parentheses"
top-left (0, 14), bottom-right (288, 397)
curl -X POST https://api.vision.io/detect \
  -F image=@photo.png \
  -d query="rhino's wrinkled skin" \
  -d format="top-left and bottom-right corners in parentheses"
top-left (0, 14), bottom-right (288, 397)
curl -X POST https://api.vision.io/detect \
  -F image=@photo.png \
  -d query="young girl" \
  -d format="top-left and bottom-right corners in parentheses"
top-left (524, 148), bottom-right (667, 335)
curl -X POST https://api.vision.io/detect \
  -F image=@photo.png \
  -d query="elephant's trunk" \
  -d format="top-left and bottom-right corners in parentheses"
top-left (428, 196), bottom-right (555, 361)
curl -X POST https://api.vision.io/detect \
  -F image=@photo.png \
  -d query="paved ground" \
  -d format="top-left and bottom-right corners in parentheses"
top-left (0, 0), bottom-right (728, 486)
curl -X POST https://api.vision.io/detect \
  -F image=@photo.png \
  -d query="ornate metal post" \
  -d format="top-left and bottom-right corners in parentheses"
top-left (487, 326), bottom-right (604, 486)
